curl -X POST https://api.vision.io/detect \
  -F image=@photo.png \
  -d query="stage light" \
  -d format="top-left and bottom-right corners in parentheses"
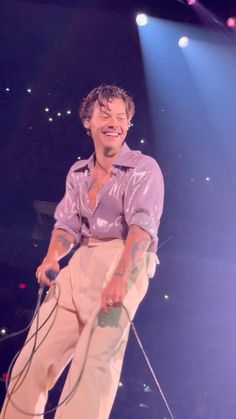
top-left (136, 13), bottom-right (148, 27)
top-left (48, 117), bottom-right (53, 122)
top-left (205, 176), bottom-right (210, 182)
top-left (45, 108), bottom-right (49, 112)
top-left (77, 156), bottom-right (81, 160)
top-left (27, 88), bottom-right (32, 93)
top-left (118, 382), bottom-right (123, 387)
top-left (177, 0), bottom-right (197, 5)
top-left (5, 87), bottom-right (10, 92)
top-left (0, 327), bottom-right (7, 336)
top-left (57, 112), bottom-right (61, 117)
top-left (178, 36), bottom-right (189, 48)
top-left (164, 294), bottom-right (170, 300)
top-left (139, 403), bottom-right (149, 408)
top-left (140, 139), bottom-right (145, 144)
top-left (66, 110), bottom-right (71, 115)
top-left (226, 17), bottom-right (236, 28)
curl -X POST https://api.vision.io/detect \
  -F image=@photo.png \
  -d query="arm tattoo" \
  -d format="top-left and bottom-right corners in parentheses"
top-left (56, 234), bottom-right (72, 251)
top-left (131, 237), bottom-right (150, 266)
top-left (113, 230), bottom-right (151, 277)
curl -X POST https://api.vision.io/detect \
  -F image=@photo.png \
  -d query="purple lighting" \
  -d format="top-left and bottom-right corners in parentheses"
top-left (226, 17), bottom-right (236, 28)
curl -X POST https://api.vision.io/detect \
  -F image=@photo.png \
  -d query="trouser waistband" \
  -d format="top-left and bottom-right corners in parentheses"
top-left (80, 237), bottom-right (125, 247)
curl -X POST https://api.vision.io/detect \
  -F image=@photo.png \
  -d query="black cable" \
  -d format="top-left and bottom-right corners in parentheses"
top-left (4, 300), bottom-right (97, 416)
top-left (2, 279), bottom-right (97, 417)
top-left (7, 303), bottom-right (176, 418)
top-left (0, 287), bottom-right (45, 344)
top-left (0, 285), bottom-right (58, 384)
top-left (123, 305), bottom-right (175, 419)
top-left (2, 290), bottom-right (42, 419)
top-left (0, 286), bottom-right (44, 386)
top-left (2, 283), bottom-right (61, 418)
top-left (5, 284), bottom-right (60, 389)
top-left (2, 241), bottom-right (175, 418)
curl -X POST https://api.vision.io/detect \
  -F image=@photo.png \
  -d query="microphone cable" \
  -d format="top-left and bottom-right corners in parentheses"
top-left (1, 237), bottom-right (175, 418)
top-left (2, 283), bottom-right (97, 417)
top-left (123, 305), bottom-right (175, 419)
top-left (0, 285), bottom-right (45, 346)
top-left (1, 280), bottom-right (61, 419)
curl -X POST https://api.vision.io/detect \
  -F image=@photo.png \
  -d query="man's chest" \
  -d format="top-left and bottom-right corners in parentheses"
top-left (76, 169), bottom-right (130, 215)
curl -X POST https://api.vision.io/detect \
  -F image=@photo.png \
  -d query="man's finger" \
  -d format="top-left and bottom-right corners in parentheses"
top-left (101, 293), bottom-right (109, 313)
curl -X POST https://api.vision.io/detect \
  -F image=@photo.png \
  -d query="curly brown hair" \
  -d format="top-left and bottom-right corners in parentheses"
top-left (79, 84), bottom-right (135, 123)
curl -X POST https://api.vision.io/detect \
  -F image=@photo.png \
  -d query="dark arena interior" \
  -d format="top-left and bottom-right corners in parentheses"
top-left (0, 0), bottom-right (236, 418)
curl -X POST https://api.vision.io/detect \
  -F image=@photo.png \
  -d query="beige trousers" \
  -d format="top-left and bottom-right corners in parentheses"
top-left (1, 239), bottom-right (157, 419)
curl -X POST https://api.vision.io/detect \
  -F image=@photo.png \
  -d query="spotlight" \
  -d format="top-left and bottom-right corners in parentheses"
top-left (136, 13), bottom-right (148, 26)
top-left (139, 403), bottom-right (149, 408)
top-left (144, 385), bottom-right (152, 393)
top-left (178, 36), bottom-right (189, 48)
top-left (177, 0), bottom-right (197, 5)
top-left (0, 327), bottom-right (7, 336)
top-left (226, 17), bottom-right (236, 28)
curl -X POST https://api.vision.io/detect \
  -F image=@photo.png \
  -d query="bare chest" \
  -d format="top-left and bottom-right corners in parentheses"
top-left (87, 172), bottom-right (111, 209)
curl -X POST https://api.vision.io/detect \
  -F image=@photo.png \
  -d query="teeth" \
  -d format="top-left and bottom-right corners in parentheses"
top-left (105, 133), bottom-right (118, 137)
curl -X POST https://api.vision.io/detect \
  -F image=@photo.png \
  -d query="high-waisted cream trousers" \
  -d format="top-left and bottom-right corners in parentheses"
top-left (1, 238), bottom-right (158, 419)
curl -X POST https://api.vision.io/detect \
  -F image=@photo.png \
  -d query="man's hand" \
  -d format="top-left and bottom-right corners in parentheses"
top-left (36, 257), bottom-right (60, 287)
top-left (101, 225), bottom-right (151, 313)
top-left (101, 274), bottom-right (128, 313)
top-left (35, 228), bottom-right (75, 287)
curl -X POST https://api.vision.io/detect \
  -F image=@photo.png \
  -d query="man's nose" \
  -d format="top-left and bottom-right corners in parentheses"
top-left (107, 115), bottom-right (119, 126)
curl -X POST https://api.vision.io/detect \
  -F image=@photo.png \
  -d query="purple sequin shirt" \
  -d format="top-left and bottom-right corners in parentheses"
top-left (54, 142), bottom-right (164, 252)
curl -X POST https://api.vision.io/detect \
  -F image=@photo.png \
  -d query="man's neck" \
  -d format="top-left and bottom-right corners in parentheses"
top-left (94, 146), bottom-right (122, 173)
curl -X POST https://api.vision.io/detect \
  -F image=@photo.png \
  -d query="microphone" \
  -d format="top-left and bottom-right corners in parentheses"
top-left (45, 269), bottom-right (58, 281)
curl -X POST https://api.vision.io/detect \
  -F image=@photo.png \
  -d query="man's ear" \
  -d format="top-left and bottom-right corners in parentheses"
top-left (83, 119), bottom-right (90, 129)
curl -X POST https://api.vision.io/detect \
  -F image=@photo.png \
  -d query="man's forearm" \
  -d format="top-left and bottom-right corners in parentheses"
top-left (44, 228), bottom-right (76, 262)
top-left (113, 225), bottom-right (151, 279)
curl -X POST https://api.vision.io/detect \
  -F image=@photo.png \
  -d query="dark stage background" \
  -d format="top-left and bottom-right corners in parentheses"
top-left (0, 0), bottom-right (236, 418)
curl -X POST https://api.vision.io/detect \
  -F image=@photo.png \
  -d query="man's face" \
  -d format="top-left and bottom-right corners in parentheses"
top-left (84, 98), bottom-right (130, 157)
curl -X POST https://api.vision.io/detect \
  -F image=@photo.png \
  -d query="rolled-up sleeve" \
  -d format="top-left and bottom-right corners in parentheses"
top-left (54, 170), bottom-right (81, 244)
top-left (124, 156), bottom-right (164, 240)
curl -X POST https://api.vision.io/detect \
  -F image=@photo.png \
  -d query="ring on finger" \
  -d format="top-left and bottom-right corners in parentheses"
top-left (106, 299), bottom-right (113, 307)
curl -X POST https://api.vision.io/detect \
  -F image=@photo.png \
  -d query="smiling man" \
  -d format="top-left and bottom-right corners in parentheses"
top-left (1, 85), bottom-right (164, 419)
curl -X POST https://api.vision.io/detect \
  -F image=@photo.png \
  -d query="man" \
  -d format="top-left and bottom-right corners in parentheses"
top-left (1, 85), bottom-right (164, 419)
